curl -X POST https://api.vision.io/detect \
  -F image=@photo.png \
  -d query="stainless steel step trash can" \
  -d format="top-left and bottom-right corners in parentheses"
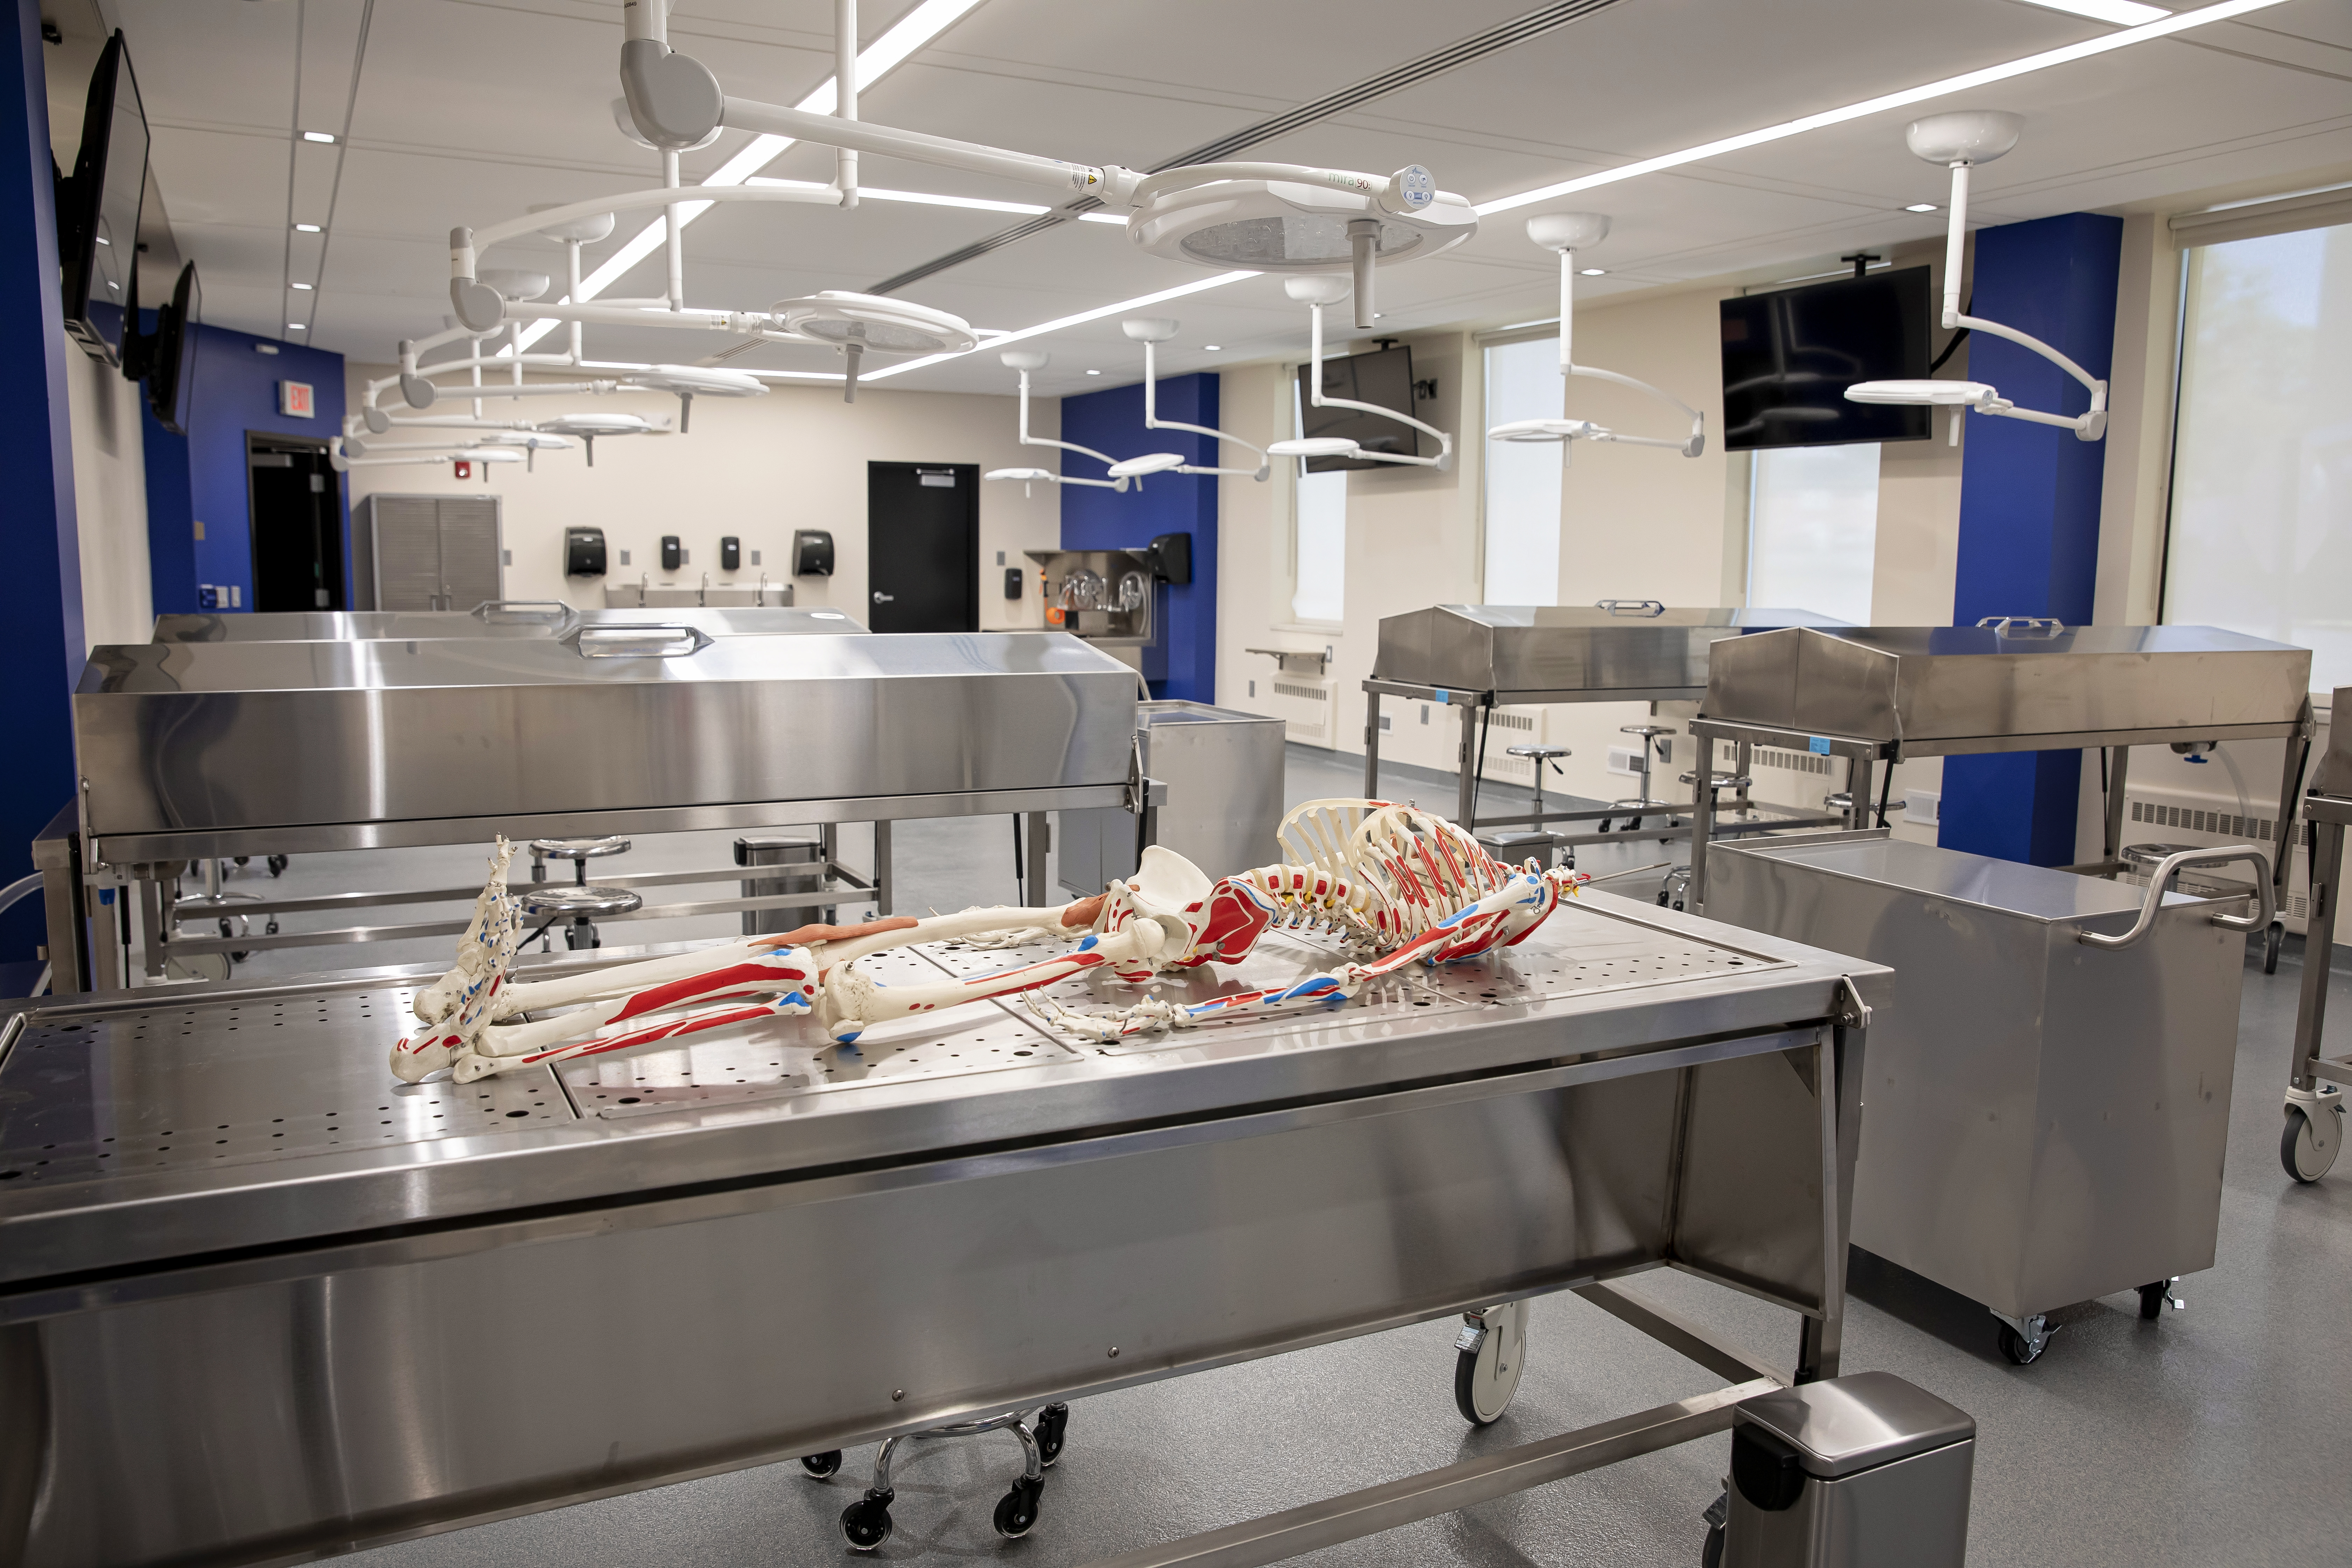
top-left (1059, 699), bottom-right (1284, 894)
top-left (735, 835), bottom-right (829, 934)
top-left (1719, 1372), bottom-right (1975, 1568)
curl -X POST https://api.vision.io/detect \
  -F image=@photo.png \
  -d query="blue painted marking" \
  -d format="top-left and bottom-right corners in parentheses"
top-left (1435, 689), bottom-right (1450, 705)
top-left (1807, 736), bottom-right (1832, 755)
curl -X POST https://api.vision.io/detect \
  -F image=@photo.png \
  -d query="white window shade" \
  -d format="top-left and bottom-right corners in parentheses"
top-left (2164, 223), bottom-right (2352, 691)
top-left (1747, 443), bottom-right (1880, 624)
top-left (1290, 375), bottom-right (1346, 624)
top-left (1483, 336), bottom-right (1563, 604)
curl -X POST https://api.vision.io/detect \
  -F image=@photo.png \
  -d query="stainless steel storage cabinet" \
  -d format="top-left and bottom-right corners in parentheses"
top-left (1721, 1372), bottom-right (1975, 1568)
top-left (1061, 699), bottom-right (1285, 892)
top-left (352, 493), bottom-right (503, 611)
top-left (1709, 836), bottom-right (2249, 1363)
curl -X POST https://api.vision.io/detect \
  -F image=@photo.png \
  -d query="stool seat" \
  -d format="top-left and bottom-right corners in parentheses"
top-left (517, 884), bottom-right (642, 920)
top-left (1506, 743), bottom-right (1572, 761)
top-left (1609, 796), bottom-right (1674, 811)
top-left (530, 836), bottom-right (631, 860)
top-left (1620, 724), bottom-right (1675, 739)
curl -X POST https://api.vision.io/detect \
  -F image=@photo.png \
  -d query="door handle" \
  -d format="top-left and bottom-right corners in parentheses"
top-left (873, 591), bottom-right (895, 603)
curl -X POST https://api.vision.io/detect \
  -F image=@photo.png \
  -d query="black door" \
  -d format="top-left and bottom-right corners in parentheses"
top-left (867, 462), bottom-right (978, 632)
top-left (248, 435), bottom-right (345, 611)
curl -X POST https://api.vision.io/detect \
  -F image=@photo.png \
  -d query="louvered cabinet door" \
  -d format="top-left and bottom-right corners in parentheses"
top-left (435, 497), bottom-right (504, 611)
top-left (369, 497), bottom-right (444, 611)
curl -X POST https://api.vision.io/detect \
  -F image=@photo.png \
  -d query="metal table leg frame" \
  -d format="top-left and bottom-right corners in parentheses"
top-left (828, 1405), bottom-right (1062, 1550)
top-left (2284, 812), bottom-right (2346, 1182)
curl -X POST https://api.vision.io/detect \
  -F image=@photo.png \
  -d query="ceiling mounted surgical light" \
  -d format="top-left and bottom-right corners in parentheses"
top-left (1120, 317), bottom-right (1269, 481)
top-left (537, 409), bottom-right (660, 466)
top-left (985, 351), bottom-right (1132, 495)
top-left (1844, 112), bottom-right (2108, 443)
top-left (1267, 276), bottom-right (1455, 471)
top-left (1486, 214), bottom-right (1704, 457)
top-left (1124, 164), bottom-right (1474, 330)
top-left (772, 291), bottom-right (979, 402)
top-left (620, 363), bottom-right (766, 432)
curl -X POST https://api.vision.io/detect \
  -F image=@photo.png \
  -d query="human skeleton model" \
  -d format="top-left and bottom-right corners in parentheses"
top-left (391, 803), bottom-right (1588, 1084)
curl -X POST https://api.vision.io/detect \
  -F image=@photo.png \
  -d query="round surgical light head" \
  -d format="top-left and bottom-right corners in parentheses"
top-left (1001, 350), bottom-right (1050, 371)
top-left (1283, 274), bottom-right (1352, 306)
top-left (1266, 436), bottom-right (1360, 458)
top-left (773, 291), bottom-right (979, 355)
top-left (626, 365), bottom-right (767, 397)
top-left (1526, 212), bottom-right (1611, 253)
top-left (537, 412), bottom-right (657, 437)
top-left (1106, 453), bottom-right (1186, 479)
top-left (483, 430), bottom-right (575, 450)
top-left (1129, 175), bottom-right (1475, 272)
top-left (1845, 378), bottom-right (1996, 407)
top-left (986, 467), bottom-right (1057, 482)
top-left (478, 269), bottom-right (550, 303)
top-left (1121, 317), bottom-right (1180, 343)
top-left (530, 204), bottom-right (616, 244)
top-left (468, 448), bottom-right (526, 464)
top-left (1488, 418), bottom-right (1605, 443)
top-left (1904, 111), bottom-right (2024, 167)
top-left (611, 96), bottom-right (719, 153)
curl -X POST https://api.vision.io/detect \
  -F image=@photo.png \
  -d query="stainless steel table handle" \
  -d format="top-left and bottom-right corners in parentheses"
top-left (1976, 615), bottom-right (2065, 637)
top-left (573, 625), bottom-right (713, 658)
top-left (473, 600), bottom-right (576, 627)
top-left (2078, 844), bottom-right (2275, 950)
top-left (1595, 599), bottom-right (1666, 617)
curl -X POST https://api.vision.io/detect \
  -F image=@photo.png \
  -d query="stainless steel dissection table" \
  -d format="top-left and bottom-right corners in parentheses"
top-left (0, 894), bottom-right (1885, 1568)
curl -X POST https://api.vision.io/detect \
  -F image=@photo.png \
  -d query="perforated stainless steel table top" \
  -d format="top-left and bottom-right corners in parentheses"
top-left (0, 892), bottom-right (1881, 1296)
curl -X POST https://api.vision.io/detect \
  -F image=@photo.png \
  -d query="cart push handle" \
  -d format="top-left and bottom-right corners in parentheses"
top-left (2078, 844), bottom-right (2275, 951)
top-left (1596, 599), bottom-right (1666, 617)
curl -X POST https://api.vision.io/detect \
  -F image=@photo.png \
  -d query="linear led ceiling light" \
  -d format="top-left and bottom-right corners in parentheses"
top-left (1488, 214), bottom-right (1703, 456)
top-left (1844, 112), bottom-right (2107, 442)
top-left (1266, 276), bottom-right (1454, 470)
top-left (1120, 318), bottom-right (1268, 481)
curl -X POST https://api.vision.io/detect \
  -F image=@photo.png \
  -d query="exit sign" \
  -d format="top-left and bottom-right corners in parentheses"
top-left (278, 380), bottom-right (315, 418)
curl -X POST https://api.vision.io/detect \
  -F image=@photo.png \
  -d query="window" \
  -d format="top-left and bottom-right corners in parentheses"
top-left (1481, 336), bottom-right (1562, 604)
top-left (1291, 376), bottom-right (1346, 624)
top-left (1746, 443), bottom-right (1880, 623)
top-left (2165, 222), bottom-right (2352, 690)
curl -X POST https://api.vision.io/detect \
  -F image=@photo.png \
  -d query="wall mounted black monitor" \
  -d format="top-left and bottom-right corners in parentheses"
top-left (1720, 265), bottom-right (1932, 450)
top-left (58, 31), bottom-right (149, 367)
top-left (1295, 345), bottom-right (1422, 472)
top-left (127, 261), bottom-right (201, 435)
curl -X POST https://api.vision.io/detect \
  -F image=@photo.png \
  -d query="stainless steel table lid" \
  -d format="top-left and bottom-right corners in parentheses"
top-left (1737, 1371), bottom-right (1975, 1477)
top-left (1719, 836), bottom-right (2204, 926)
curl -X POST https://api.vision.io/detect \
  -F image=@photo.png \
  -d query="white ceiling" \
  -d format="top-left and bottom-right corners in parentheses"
top-left (51, 0), bottom-right (2352, 399)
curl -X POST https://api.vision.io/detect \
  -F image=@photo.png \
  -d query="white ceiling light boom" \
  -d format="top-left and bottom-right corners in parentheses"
top-left (986, 351), bottom-right (1131, 493)
top-left (1121, 318), bottom-right (1268, 481)
top-left (1266, 276), bottom-right (1454, 471)
top-left (1488, 215), bottom-right (1703, 456)
top-left (1844, 112), bottom-right (2107, 442)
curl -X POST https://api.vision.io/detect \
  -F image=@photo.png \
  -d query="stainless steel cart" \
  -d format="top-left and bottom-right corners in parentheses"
top-left (1364, 603), bottom-right (1852, 851)
top-left (2282, 685), bottom-right (2351, 1183)
top-left (1686, 623), bottom-right (2316, 972)
top-left (0, 892), bottom-right (1884, 1567)
top-left (56, 627), bottom-right (1140, 989)
top-left (1709, 833), bottom-right (2268, 1364)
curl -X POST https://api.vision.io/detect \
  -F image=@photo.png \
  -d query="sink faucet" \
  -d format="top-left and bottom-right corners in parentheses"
top-left (757, 571), bottom-right (769, 606)
top-left (638, 569), bottom-right (649, 607)
top-left (699, 570), bottom-right (710, 607)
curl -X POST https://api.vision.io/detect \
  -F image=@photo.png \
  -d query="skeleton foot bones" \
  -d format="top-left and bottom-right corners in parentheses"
top-left (392, 803), bottom-right (1588, 1083)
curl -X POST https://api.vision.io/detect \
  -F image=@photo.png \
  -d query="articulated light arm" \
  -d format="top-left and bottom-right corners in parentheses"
top-left (995, 363), bottom-right (1131, 491)
top-left (1129, 325), bottom-right (1269, 481)
top-left (1489, 227), bottom-right (1703, 456)
top-left (1845, 113), bottom-right (2107, 443)
top-left (1268, 296), bottom-right (1454, 470)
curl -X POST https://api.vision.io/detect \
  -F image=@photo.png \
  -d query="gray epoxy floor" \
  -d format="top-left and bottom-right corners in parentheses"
top-left (298, 748), bottom-right (2350, 1567)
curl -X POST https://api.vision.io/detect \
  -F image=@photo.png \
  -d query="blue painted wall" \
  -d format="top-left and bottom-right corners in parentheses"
top-left (0, 0), bottom-right (84, 964)
top-left (1939, 212), bottom-right (2123, 867)
top-left (147, 323), bottom-right (348, 612)
top-left (1058, 372), bottom-right (1218, 702)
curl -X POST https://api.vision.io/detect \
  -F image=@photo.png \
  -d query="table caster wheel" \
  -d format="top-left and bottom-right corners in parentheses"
top-left (800, 1450), bottom-right (841, 1478)
top-left (1034, 1402), bottom-right (1069, 1467)
top-left (265, 918), bottom-right (279, 937)
top-left (2137, 1280), bottom-right (2182, 1320)
top-left (1453, 1298), bottom-right (1530, 1426)
top-left (2282, 1098), bottom-right (2342, 1183)
top-left (233, 856), bottom-right (250, 867)
top-left (993, 1476), bottom-right (1044, 1539)
top-left (841, 1490), bottom-right (894, 1551)
top-left (2264, 920), bottom-right (2284, 974)
top-left (1996, 1322), bottom-right (2047, 1365)
top-left (267, 855), bottom-right (288, 877)
top-left (1702, 1522), bottom-right (1726, 1568)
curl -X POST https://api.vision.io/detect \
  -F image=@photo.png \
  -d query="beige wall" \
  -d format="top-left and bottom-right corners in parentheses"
top-left (339, 369), bottom-right (1062, 630)
top-left (63, 331), bottom-right (153, 651)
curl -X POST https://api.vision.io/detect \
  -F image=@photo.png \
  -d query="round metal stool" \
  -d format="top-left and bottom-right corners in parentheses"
top-left (528, 835), bottom-right (631, 886)
top-left (1601, 724), bottom-right (1675, 832)
top-left (1679, 769), bottom-right (1753, 825)
top-left (517, 882), bottom-right (642, 951)
top-left (1485, 743), bottom-right (1573, 868)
